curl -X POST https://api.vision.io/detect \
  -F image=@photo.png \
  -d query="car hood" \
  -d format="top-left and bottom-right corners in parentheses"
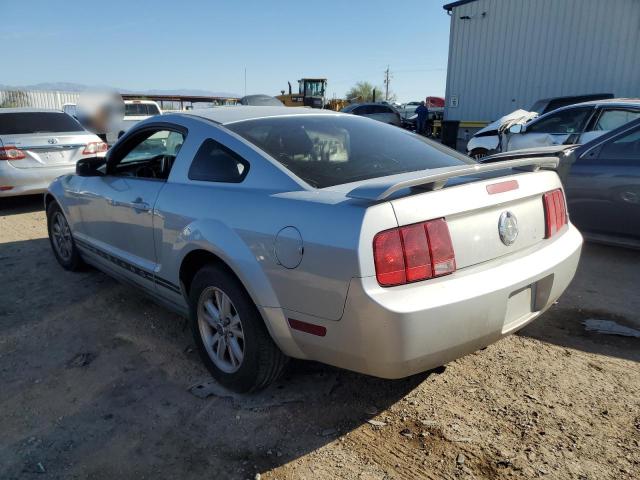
top-left (475, 109), bottom-right (539, 135)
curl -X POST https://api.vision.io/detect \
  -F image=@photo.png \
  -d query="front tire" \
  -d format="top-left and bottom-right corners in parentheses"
top-left (47, 202), bottom-right (84, 271)
top-left (189, 264), bottom-right (288, 392)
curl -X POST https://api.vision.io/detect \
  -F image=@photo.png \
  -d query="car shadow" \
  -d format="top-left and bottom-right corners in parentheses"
top-left (517, 241), bottom-right (640, 363)
top-left (518, 305), bottom-right (639, 363)
top-left (0, 194), bottom-right (44, 216)
top-left (0, 237), bottom-right (434, 479)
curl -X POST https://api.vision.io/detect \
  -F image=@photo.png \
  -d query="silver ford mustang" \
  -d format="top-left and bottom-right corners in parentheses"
top-left (46, 106), bottom-right (583, 392)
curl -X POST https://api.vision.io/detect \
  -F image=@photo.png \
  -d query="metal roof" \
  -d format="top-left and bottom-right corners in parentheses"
top-left (443, 0), bottom-right (478, 11)
top-left (0, 107), bottom-right (61, 114)
top-left (179, 106), bottom-right (337, 125)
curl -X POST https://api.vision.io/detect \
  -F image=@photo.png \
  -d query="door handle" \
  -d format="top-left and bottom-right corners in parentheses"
top-left (129, 197), bottom-right (151, 212)
top-left (108, 197), bottom-right (150, 212)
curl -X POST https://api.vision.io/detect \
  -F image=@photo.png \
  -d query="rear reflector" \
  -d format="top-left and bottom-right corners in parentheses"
top-left (0, 186), bottom-right (14, 191)
top-left (82, 142), bottom-right (109, 155)
top-left (288, 318), bottom-right (327, 337)
top-left (0, 146), bottom-right (26, 160)
top-left (373, 218), bottom-right (456, 287)
top-left (486, 180), bottom-right (519, 194)
top-left (543, 189), bottom-right (568, 238)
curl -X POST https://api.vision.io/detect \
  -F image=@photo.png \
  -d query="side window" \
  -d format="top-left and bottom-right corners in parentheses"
top-left (594, 109), bottom-right (640, 131)
top-left (527, 108), bottom-right (592, 134)
top-left (188, 139), bottom-right (249, 183)
top-left (353, 106), bottom-right (369, 115)
top-left (113, 129), bottom-right (184, 179)
top-left (373, 105), bottom-right (392, 114)
top-left (598, 128), bottom-right (640, 163)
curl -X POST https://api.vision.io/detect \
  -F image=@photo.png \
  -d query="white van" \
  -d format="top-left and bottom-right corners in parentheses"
top-left (106, 99), bottom-right (162, 145)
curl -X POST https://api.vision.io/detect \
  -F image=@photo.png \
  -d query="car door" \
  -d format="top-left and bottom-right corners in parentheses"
top-left (565, 125), bottom-right (640, 239)
top-left (507, 106), bottom-right (593, 151)
top-left (74, 125), bottom-right (186, 290)
top-left (579, 107), bottom-right (640, 144)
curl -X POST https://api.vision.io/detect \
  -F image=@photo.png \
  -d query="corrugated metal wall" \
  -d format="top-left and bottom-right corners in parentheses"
top-left (444, 0), bottom-right (640, 122)
top-left (0, 90), bottom-right (81, 109)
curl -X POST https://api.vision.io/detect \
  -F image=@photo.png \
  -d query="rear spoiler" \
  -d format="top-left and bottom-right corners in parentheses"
top-left (346, 157), bottom-right (559, 201)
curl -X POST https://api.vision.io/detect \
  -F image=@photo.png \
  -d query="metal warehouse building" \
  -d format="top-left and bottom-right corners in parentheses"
top-left (442, 0), bottom-right (640, 145)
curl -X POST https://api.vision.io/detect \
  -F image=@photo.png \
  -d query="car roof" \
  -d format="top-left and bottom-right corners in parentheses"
top-left (570, 98), bottom-right (640, 108)
top-left (179, 106), bottom-right (337, 125)
top-left (0, 107), bottom-right (63, 114)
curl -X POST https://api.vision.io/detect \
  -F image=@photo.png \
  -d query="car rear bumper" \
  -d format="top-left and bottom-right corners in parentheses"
top-left (282, 224), bottom-right (583, 378)
top-left (0, 163), bottom-right (75, 197)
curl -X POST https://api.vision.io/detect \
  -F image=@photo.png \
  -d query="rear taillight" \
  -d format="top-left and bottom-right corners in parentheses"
top-left (543, 189), bottom-right (568, 238)
top-left (82, 142), bottom-right (108, 155)
top-left (0, 146), bottom-right (26, 160)
top-left (373, 218), bottom-right (456, 287)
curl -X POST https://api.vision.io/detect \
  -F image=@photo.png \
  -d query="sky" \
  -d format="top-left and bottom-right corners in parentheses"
top-left (1, 0), bottom-right (452, 103)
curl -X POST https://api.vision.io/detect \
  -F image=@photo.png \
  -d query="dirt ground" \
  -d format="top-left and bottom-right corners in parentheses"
top-left (1, 195), bottom-right (639, 480)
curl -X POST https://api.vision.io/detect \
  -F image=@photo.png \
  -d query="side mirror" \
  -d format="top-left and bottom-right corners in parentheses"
top-left (509, 124), bottom-right (523, 135)
top-left (76, 157), bottom-right (106, 177)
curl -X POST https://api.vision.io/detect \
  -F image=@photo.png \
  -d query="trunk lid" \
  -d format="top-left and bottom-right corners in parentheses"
top-left (4, 132), bottom-right (97, 168)
top-left (389, 170), bottom-right (559, 269)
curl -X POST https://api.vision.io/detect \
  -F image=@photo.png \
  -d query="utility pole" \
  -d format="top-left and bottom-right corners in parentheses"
top-left (383, 65), bottom-right (392, 101)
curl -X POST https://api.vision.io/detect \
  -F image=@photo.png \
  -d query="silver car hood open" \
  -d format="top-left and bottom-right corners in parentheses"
top-left (344, 157), bottom-right (559, 201)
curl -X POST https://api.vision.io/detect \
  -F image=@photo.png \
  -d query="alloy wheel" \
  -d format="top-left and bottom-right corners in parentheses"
top-left (197, 287), bottom-right (245, 373)
top-left (51, 212), bottom-right (73, 262)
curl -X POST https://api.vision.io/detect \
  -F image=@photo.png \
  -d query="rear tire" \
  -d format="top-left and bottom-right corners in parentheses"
top-left (46, 202), bottom-right (84, 271)
top-left (189, 264), bottom-right (288, 392)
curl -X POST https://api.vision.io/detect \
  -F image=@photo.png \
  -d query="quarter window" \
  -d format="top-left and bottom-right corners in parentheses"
top-left (188, 139), bottom-right (248, 183)
top-left (526, 108), bottom-right (592, 134)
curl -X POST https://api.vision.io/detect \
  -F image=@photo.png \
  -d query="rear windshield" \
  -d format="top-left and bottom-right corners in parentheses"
top-left (125, 103), bottom-right (160, 116)
top-left (0, 112), bottom-right (84, 135)
top-left (227, 115), bottom-right (473, 188)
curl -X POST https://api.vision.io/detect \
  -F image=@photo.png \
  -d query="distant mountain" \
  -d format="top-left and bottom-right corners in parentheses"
top-left (0, 82), bottom-right (240, 98)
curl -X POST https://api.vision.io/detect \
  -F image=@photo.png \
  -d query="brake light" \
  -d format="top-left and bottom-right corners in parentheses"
top-left (373, 218), bottom-right (456, 287)
top-left (0, 146), bottom-right (26, 160)
top-left (82, 142), bottom-right (108, 155)
top-left (373, 229), bottom-right (406, 286)
top-left (543, 189), bottom-right (567, 238)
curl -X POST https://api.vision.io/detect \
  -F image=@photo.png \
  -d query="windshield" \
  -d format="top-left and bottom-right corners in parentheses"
top-left (125, 103), bottom-right (160, 116)
top-left (303, 80), bottom-right (325, 97)
top-left (227, 115), bottom-right (473, 188)
top-left (0, 112), bottom-right (84, 135)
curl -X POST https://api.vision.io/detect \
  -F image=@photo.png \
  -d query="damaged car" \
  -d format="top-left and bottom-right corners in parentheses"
top-left (467, 93), bottom-right (619, 158)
